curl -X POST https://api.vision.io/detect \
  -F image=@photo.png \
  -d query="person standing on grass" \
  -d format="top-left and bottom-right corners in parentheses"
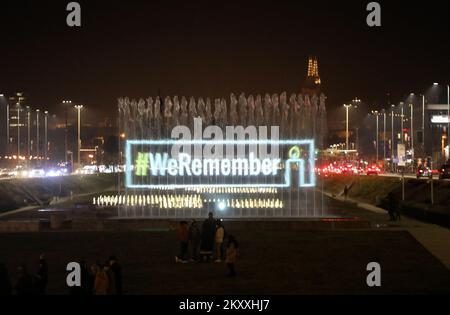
top-left (105, 261), bottom-right (116, 295)
top-left (94, 264), bottom-right (109, 295)
top-left (344, 185), bottom-right (349, 201)
top-left (109, 256), bottom-right (123, 295)
top-left (214, 220), bottom-right (225, 262)
top-left (387, 192), bottom-right (397, 221)
top-left (225, 235), bottom-right (239, 277)
top-left (188, 220), bottom-right (201, 262)
top-left (200, 212), bottom-right (216, 262)
top-left (175, 221), bottom-right (189, 263)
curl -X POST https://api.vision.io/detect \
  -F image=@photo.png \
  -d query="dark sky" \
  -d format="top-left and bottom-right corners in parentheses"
top-left (0, 0), bottom-right (449, 120)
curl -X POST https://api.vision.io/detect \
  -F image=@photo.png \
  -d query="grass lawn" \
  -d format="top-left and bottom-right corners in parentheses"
top-left (1, 228), bottom-right (449, 295)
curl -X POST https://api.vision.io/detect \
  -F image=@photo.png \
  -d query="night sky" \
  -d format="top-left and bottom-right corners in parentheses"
top-left (0, 0), bottom-right (449, 120)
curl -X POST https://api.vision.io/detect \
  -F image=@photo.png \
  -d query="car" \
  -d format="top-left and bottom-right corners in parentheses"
top-left (29, 169), bottom-right (45, 177)
top-left (438, 164), bottom-right (450, 179)
top-left (416, 166), bottom-right (431, 179)
top-left (366, 165), bottom-right (381, 175)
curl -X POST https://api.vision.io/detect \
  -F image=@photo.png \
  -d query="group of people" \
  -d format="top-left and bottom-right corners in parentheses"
top-left (0, 254), bottom-right (123, 295)
top-left (176, 212), bottom-right (239, 277)
top-left (70, 256), bottom-right (123, 295)
top-left (0, 254), bottom-right (48, 296)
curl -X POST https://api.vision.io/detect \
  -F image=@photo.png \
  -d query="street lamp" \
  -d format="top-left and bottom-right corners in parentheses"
top-left (372, 110), bottom-right (380, 162)
top-left (400, 102), bottom-right (404, 144)
top-left (409, 103), bottom-right (414, 161)
top-left (36, 109), bottom-right (40, 160)
top-left (44, 111), bottom-right (48, 167)
top-left (26, 106), bottom-right (31, 164)
top-left (391, 105), bottom-right (395, 171)
top-left (62, 100), bottom-right (72, 164)
top-left (422, 95), bottom-right (425, 146)
top-left (383, 109), bottom-right (386, 162)
top-left (17, 105), bottom-right (20, 159)
top-left (352, 98), bottom-right (361, 152)
top-left (344, 104), bottom-right (352, 152)
top-left (74, 105), bottom-right (83, 169)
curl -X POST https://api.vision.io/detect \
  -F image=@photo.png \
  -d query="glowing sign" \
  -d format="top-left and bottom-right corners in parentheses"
top-left (431, 115), bottom-right (450, 124)
top-left (144, 152), bottom-right (279, 177)
top-left (288, 146), bottom-right (301, 159)
top-left (125, 139), bottom-right (316, 189)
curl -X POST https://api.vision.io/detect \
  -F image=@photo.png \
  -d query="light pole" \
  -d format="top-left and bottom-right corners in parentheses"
top-left (63, 100), bottom-right (71, 164)
top-left (17, 105), bottom-right (20, 158)
top-left (355, 127), bottom-right (359, 153)
top-left (27, 106), bottom-right (31, 165)
top-left (36, 109), bottom-right (40, 160)
top-left (447, 84), bottom-right (450, 162)
top-left (344, 104), bottom-right (352, 152)
top-left (75, 105), bottom-right (83, 169)
top-left (372, 110), bottom-right (379, 162)
top-left (352, 98), bottom-right (361, 153)
top-left (6, 99), bottom-right (9, 155)
top-left (391, 105), bottom-right (395, 171)
top-left (422, 94), bottom-right (425, 148)
top-left (383, 109), bottom-right (386, 162)
top-left (44, 111), bottom-right (48, 167)
top-left (400, 103), bottom-right (404, 144)
top-left (409, 103), bottom-right (414, 161)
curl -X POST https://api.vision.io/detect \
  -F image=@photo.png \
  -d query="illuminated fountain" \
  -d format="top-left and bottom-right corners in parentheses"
top-left (116, 92), bottom-right (328, 219)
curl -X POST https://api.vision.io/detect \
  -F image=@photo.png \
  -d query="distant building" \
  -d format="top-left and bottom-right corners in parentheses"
top-left (302, 56), bottom-right (321, 96)
top-left (424, 103), bottom-right (449, 165)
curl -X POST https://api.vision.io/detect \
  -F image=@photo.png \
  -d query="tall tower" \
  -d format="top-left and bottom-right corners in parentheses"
top-left (302, 56), bottom-right (321, 96)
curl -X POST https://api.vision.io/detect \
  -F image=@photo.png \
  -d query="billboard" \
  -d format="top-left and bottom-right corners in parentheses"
top-left (397, 144), bottom-right (406, 166)
top-left (125, 139), bottom-right (316, 189)
top-left (431, 115), bottom-right (450, 124)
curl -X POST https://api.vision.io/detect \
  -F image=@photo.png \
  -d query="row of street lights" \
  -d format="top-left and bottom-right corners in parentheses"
top-left (343, 98), bottom-right (361, 151)
top-left (344, 82), bottom-right (449, 166)
top-left (1, 94), bottom-right (84, 169)
top-left (1, 93), bottom-right (51, 165)
top-left (371, 103), bottom-right (416, 165)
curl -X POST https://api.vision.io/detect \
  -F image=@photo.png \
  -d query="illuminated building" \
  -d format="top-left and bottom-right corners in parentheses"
top-left (302, 56), bottom-right (322, 96)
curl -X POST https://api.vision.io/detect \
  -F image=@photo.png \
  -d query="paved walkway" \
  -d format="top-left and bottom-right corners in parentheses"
top-left (327, 193), bottom-right (450, 270)
top-left (0, 205), bottom-right (39, 219)
top-left (0, 191), bottom-right (100, 219)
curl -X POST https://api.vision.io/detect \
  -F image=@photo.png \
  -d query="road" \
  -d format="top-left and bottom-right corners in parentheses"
top-left (378, 172), bottom-right (450, 181)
